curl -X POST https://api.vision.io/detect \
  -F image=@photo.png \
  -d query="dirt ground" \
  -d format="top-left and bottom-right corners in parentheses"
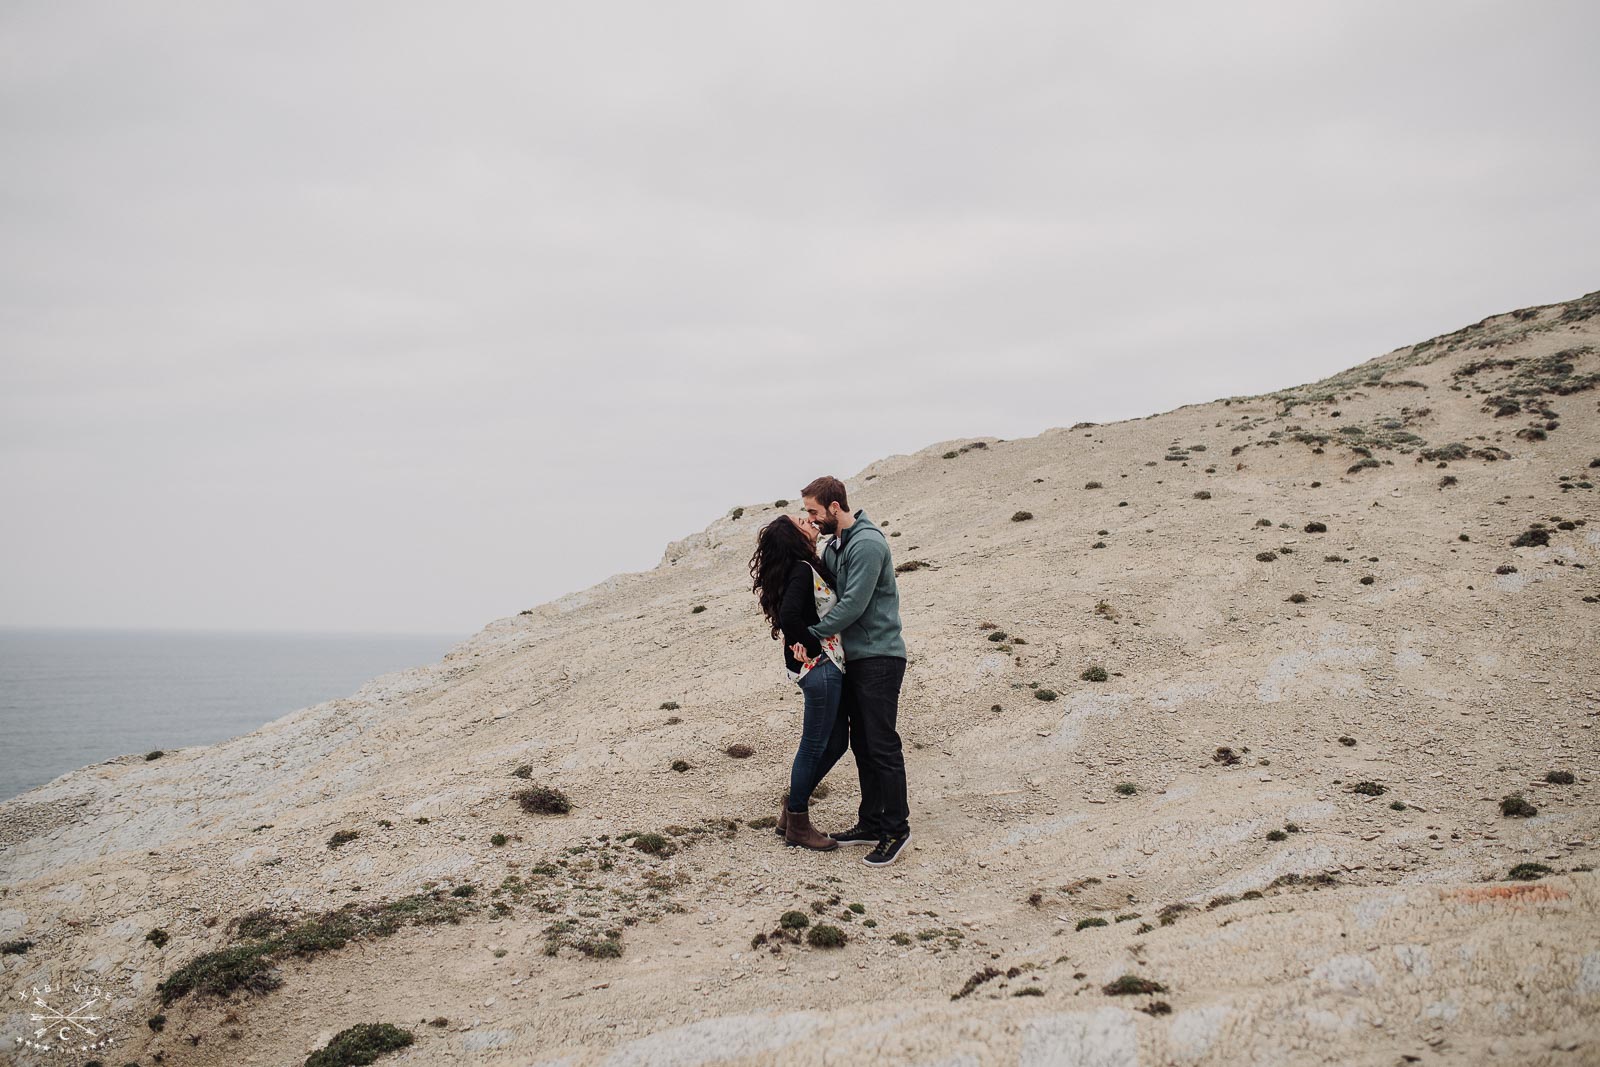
top-left (3, 291), bottom-right (1597, 1066)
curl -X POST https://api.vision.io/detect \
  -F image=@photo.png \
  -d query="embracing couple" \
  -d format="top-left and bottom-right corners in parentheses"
top-left (747, 476), bottom-right (912, 867)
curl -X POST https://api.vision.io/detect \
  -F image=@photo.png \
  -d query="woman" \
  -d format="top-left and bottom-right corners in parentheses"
top-left (748, 513), bottom-right (848, 851)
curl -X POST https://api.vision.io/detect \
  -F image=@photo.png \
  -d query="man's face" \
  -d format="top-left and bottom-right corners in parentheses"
top-left (801, 496), bottom-right (838, 535)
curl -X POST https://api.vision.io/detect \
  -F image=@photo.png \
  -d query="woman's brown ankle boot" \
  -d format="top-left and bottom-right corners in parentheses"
top-left (775, 804), bottom-right (789, 837)
top-left (784, 808), bottom-right (839, 851)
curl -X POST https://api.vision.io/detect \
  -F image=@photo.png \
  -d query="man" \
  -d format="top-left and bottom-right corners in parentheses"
top-left (797, 475), bottom-right (912, 867)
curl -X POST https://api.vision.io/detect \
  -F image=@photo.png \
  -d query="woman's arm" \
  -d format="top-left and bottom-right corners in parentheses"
top-left (778, 563), bottom-right (823, 659)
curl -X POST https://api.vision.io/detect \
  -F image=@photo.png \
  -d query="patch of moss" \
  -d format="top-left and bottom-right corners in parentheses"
top-left (1075, 917), bottom-right (1108, 931)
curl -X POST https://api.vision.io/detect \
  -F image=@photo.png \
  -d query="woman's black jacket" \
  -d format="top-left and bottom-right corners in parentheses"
top-left (778, 555), bottom-right (837, 674)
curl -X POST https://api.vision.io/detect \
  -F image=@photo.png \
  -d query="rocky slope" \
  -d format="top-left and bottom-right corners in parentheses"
top-left (2, 291), bottom-right (1598, 1066)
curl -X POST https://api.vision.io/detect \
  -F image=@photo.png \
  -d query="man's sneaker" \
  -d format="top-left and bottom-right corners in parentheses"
top-left (828, 823), bottom-right (878, 847)
top-left (863, 831), bottom-right (912, 867)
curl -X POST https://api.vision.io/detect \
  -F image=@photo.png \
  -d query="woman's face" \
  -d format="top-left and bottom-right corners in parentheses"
top-left (787, 513), bottom-right (819, 545)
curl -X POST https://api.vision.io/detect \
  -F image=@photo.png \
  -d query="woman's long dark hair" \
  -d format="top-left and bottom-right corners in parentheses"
top-left (749, 517), bottom-right (833, 640)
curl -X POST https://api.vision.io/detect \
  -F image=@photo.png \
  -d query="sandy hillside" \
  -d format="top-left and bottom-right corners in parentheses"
top-left (3, 292), bottom-right (1598, 1067)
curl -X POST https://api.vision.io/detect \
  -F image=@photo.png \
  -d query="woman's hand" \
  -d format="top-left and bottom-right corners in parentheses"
top-left (790, 642), bottom-right (809, 661)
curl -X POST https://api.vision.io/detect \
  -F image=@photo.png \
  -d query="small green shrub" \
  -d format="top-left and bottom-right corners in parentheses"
top-left (1545, 770), bottom-right (1576, 785)
top-left (1080, 666), bottom-right (1108, 682)
top-left (1287, 592), bottom-right (1308, 604)
top-left (1085, 481), bottom-right (1103, 489)
top-left (1255, 551), bottom-right (1277, 562)
top-left (691, 604), bottom-right (707, 614)
top-left (1075, 917), bottom-right (1107, 931)
top-left (1266, 829), bottom-right (1287, 841)
top-left (1193, 490), bottom-right (1211, 499)
top-left (1351, 781), bottom-right (1386, 796)
top-left (725, 743), bottom-right (754, 759)
top-left (660, 701), bottom-right (680, 711)
top-left (304, 1022), bottom-right (414, 1067)
top-left (1103, 975), bottom-right (1167, 996)
top-left (779, 910), bottom-right (810, 930)
top-left (1304, 521), bottom-right (1327, 533)
top-left (1034, 689), bottom-right (1058, 702)
top-left (631, 833), bottom-right (675, 856)
top-left (1499, 794), bottom-right (1537, 818)
top-left (145, 750), bottom-right (164, 760)
top-left (328, 830), bottom-right (359, 849)
top-left (512, 764), bottom-right (533, 779)
top-left (1114, 783), bottom-right (1138, 796)
top-left (1338, 736), bottom-right (1356, 746)
top-left (1012, 511), bottom-right (1034, 522)
top-left (490, 833), bottom-right (508, 847)
top-left (1507, 863), bottom-right (1553, 881)
top-left (146, 928), bottom-right (170, 948)
top-left (1, 938), bottom-right (34, 955)
top-left (670, 760), bottom-right (691, 773)
top-left (807, 924), bottom-right (847, 948)
top-left (516, 785), bottom-right (572, 815)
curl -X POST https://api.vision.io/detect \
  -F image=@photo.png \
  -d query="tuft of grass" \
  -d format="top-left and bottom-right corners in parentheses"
top-left (1, 938), bottom-right (35, 955)
top-left (1287, 592), bottom-right (1308, 604)
top-left (1034, 688), bottom-right (1058, 702)
top-left (1350, 781), bottom-right (1386, 797)
top-left (1012, 511), bottom-right (1034, 522)
top-left (1114, 783), bottom-right (1138, 796)
top-left (1338, 736), bottom-right (1356, 746)
top-left (1499, 793), bottom-right (1537, 818)
top-left (1213, 746), bottom-right (1241, 766)
top-left (691, 604), bottom-right (707, 614)
top-left (1266, 830), bottom-right (1287, 842)
top-left (807, 924), bottom-right (848, 948)
top-left (328, 830), bottom-right (359, 850)
top-left (670, 760), bottom-right (691, 773)
top-left (1075, 917), bottom-right (1108, 931)
top-left (145, 750), bottom-right (164, 760)
top-left (1255, 551), bottom-right (1277, 563)
top-left (895, 560), bottom-right (930, 573)
top-left (630, 833), bottom-right (675, 856)
top-left (516, 785), bottom-right (572, 815)
top-left (1545, 770), bottom-right (1576, 785)
top-left (1193, 490), bottom-right (1211, 499)
top-left (304, 1022), bottom-right (414, 1067)
top-left (1390, 801), bottom-right (1407, 811)
top-left (1080, 666), bottom-right (1108, 683)
top-left (1507, 863), bottom-right (1553, 881)
top-left (1103, 975), bottom-right (1167, 996)
top-left (146, 928), bottom-right (170, 948)
top-left (660, 701), bottom-right (680, 711)
top-left (512, 764), bottom-right (533, 779)
top-left (490, 833), bottom-right (508, 847)
top-left (725, 743), bottom-right (754, 759)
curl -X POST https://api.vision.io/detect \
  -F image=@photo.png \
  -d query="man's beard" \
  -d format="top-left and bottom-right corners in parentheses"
top-left (816, 516), bottom-right (837, 534)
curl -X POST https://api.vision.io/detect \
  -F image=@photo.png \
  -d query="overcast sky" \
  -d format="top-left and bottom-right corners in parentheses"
top-left (2, 2), bottom-right (1596, 636)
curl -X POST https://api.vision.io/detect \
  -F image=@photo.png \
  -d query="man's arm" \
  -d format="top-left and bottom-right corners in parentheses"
top-left (809, 536), bottom-right (887, 638)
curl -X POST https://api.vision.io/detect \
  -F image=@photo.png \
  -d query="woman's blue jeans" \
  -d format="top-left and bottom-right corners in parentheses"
top-left (788, 657), bottom-right (847, 813)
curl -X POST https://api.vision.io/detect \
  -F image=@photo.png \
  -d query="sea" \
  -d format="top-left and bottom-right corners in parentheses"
top-left (0, 627), bottom-right (463, 804)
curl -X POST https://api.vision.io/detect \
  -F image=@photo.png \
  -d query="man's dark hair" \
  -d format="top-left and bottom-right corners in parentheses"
top-left (801, 476), bottom-right (848, 512)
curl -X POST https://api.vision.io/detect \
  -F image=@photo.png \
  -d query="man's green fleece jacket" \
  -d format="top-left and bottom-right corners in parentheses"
top-left (808, 509), bottom-right (906, 660)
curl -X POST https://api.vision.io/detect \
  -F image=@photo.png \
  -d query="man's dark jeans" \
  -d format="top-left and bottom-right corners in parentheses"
top-left (821, 655), bottom-right (909, 838)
